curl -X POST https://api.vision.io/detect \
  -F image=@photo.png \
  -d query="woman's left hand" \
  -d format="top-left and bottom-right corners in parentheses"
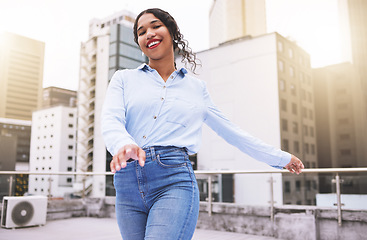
top-left (284, 155), bottom-right (304, 174)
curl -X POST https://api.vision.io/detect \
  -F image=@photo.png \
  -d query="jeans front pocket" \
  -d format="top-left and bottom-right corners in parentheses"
top-left (156, 152), bottom-right (187, 169)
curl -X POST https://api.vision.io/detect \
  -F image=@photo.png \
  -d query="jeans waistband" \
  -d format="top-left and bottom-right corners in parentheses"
top-left (142, 146), bottom-right (187, 159)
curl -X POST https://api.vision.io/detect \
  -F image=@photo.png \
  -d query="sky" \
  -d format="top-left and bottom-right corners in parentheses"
top-left (0, 0), bottom-right (344, 91)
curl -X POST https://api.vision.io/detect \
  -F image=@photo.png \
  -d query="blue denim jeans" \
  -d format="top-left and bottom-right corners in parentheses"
top-left (114, 146), bottom-right (200, 240)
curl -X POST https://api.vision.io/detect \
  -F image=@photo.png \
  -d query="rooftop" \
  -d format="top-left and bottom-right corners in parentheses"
top-left (0, 217), bottom-right (279, 240)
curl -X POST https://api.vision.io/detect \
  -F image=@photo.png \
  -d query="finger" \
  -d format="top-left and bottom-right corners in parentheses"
top-left (112, 155), bottom-right (119, 172)
top-left (110, 159), bottom-right (116, 173)
top-left (137, 148), bottom-right (146, 167)
top-left (119, 149), bottom-right (127, 168)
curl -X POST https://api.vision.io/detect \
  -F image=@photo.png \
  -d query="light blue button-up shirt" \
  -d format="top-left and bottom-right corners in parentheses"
top-left (101, 64), bottom-right (291, 169)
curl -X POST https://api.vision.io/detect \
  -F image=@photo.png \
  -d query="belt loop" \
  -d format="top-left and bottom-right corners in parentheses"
top-left (150, 146), bottom-right (156, 161)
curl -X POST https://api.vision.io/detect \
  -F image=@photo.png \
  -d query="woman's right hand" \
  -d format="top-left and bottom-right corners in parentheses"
top-left (111, 144), bottom-right (146, 173)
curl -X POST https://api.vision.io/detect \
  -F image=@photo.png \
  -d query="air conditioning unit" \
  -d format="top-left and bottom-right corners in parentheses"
top-left (1, 196), bottom-right (48, 228)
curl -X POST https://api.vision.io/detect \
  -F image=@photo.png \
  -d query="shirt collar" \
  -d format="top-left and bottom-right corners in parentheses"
top-left (137, 63), bottom-right (188, 76)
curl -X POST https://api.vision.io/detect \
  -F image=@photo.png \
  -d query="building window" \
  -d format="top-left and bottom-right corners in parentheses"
top-left (280, 79), bottom-right (286, 91)
top-left (68, 124), bottom-right (73, 128)
top-left (301, 89), bottom-right (306, 100)
top-left (296, 181), bottom-right (301, 192)
top-left (67, 167), bottom-right (72, 171)
top-left (282, 139), bottom-right (289, 151)
top-left (69, 113), bottom-right (74, 117)
top-left (306, 181), bottom-right (311, 191)
top-left (340, 134), bottom-right (350, 140)
top-left (309, 110), bottom-right (313, 120)
top-left (68, 145), bottom-right (73, 150)
top-left (294, 141), bottom-right (300, 153)
top-left (284, 181), bottom-right (291, 193)
top-left (68, 134), bottom-right (74, 139)
top-left (310, 127), bottom-right (314, 137)
top-left (68, 156), bottom-right (73, 160)
top-left (304, 125), bottom-right (309, 136)
top-left (311, 144), bottom-right (315, 155)
top-left (278, 41), bottom-right (283, 52)
top-left (304, 143), bottom-right (310, 154)
top-left (340, 149), bottom-right (351, 156)
top-left (282, 119), bottom-right (288, 131)
top-left (292, 122), bottom-right (298, 134)
top-left (289, 66), bottom-right (295, 77)
top-left (289, 48), bottom-right (293, 58)
top-left (67, 178), bottom-right (72, 183)
top-left (278, 60), bottom-right (284, 72)
top-left (292, 103), bottom-right (298, 115)
top-left (281, 99), bottom-right (287, 111)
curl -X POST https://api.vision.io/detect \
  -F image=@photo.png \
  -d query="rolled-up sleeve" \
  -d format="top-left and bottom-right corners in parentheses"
top-left (202, 82), bottom-right (291, 169)
top-left (101, 71), bottom-right (137, 156)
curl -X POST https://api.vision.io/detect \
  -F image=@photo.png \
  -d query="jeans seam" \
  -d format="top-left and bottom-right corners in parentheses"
top-left (177, 161), bottom-right (195, 240)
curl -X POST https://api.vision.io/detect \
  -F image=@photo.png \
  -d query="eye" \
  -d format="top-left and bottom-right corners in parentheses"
top-left (153, 25), bottom-right (161, 29)
top-left (138, 31), bottom-right (146, 36)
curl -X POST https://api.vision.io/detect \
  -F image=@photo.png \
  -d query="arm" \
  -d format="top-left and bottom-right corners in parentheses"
top-left (101, 71), bottom-right (145, 171)
top-left (202, 82), bottom-right (303, 172)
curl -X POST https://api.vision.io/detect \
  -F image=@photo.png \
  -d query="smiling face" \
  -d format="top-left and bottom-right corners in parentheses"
top-left (136, 13), bottom-right (174, 62)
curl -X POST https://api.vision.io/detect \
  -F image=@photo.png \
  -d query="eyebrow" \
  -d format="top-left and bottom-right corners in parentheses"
top-left (137, 19), bottom-right (160, 32)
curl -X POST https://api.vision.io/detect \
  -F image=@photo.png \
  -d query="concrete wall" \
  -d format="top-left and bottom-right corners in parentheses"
top-left (27, 198), bottom-right (367, 240)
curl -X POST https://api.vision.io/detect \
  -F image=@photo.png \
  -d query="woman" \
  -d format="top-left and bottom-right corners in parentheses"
top-left (101, 8), bottom-right (304, 240)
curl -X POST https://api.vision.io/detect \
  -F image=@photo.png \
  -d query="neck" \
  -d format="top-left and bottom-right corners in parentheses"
top-left (149, 54), bottom-right (176, 82)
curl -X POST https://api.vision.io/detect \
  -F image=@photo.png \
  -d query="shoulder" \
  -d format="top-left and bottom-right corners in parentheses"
top-left (182, 73), bottom-right (207, 89)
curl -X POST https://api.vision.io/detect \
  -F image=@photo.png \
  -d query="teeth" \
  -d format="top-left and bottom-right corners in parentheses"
top-left (148, 41), bottom-right (160, 48)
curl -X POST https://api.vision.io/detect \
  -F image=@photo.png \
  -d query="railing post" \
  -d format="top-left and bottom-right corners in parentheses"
top-left (268, 175), bottom-right (275, 222)
top-left (332, 173), bottom-right (344, 227)
top-left (8, 175), bottom-right (14, 196)
top-left (48, 177), bottom-right (53, 198)
top-left (207, 175), bottom-right (212, 216)
top-left (82, 177), bottom-right (86, 199)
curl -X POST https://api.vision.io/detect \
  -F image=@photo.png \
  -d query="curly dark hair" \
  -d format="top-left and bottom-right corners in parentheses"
top-left (133, 8), bottom-right (200, 73)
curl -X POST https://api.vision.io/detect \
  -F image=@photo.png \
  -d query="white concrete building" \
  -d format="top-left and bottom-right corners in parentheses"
top-left (195, 32), bottom-right (317, 206)
top-left (29, 106), bottom-right (77, 197)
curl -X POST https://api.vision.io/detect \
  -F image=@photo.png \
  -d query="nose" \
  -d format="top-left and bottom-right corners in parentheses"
top-left (146, 29), bottom-right (156, 39)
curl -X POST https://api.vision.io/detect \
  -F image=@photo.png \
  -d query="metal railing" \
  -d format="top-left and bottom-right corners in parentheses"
top-left (1, 167), bottom-right (367, 227)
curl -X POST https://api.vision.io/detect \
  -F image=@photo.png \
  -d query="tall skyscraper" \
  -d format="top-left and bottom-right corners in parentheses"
top-left (313, 62), bottom-right (367, 193)
top-left (196, 32), bottom-right (318, 205)
top-left (0, 32), bottom-right (45, 121)
top-left (339, 0), bottom-right (367, 113)
top-left (209, 0), bottom-right (267, 47)
top-left (77, 10), bottom-right (147, 197)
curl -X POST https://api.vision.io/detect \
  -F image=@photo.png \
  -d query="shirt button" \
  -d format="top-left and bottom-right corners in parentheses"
top-left (170, 76), bottom-right (174, 79)
top-left (161, 97), bottom-right (164, 101)
top-left (154, 116), bottom-right (157, 119)
top-left (163, 86), bottom-right (166, 89)
top-left (143, 135), bottom-right (147, 139)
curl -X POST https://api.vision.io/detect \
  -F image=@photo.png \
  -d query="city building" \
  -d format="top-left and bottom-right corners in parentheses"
top-left (42, 86), bottom-right (77, 108)
top-left (340, 0), bottom-right (367, 110)
top-left (28, 106), bottom-right (77, 197)
top-left (209, 0), bottom-right (267, 48)
top-left (313, 62), bottom-right (367, 194)
top-left (195, 32), bottom-right (318, 206)
top-left (0, 117), bottom-right (31, 198)
top-left (0, 32), bottom-right (44, 121)
top-left (77, 10), bottom-right (147, 197)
